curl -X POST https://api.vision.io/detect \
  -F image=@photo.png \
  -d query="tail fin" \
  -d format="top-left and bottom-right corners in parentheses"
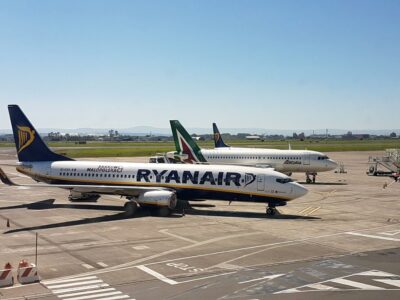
top-left (169, 120), bottom-right (207, 163)
top-left (8, 105), bottom-right (73, 162)
top-left (212, 123), bottom-right (230, 148)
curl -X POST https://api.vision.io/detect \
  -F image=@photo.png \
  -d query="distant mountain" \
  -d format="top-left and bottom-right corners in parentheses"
top-left (0, 127), bottom-right (399, 136)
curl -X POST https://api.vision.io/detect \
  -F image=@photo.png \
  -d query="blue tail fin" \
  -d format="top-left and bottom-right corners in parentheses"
top-left (8, 105), bottom-right (73, 162)
top-left (212, 123), bottom-right (230, 148)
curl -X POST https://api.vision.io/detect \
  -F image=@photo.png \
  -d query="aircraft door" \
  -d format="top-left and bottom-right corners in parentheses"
top-left (257, 174), bottom-right (265, 191)
top-left (303, 155), bottom-right (310, 165)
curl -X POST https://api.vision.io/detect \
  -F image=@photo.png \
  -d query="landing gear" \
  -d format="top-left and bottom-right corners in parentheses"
top-left (157, 207), bottom-right (172, 217)
top-left (266, 205), bottom-right (276, 216)
top-left (124, 201), bottom-right (138, 217)
top-left (306, 172), bottom-right (317, 184)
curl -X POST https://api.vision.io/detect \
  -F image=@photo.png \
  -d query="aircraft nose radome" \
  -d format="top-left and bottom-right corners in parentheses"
top-left (292, 182), bottom-right (308, 198)
top-left (328, 159), bottom-right (338, 170)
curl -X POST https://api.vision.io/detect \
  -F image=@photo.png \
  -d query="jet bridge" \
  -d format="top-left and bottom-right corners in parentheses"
top-left (367, 149), bottom-right (400, 176)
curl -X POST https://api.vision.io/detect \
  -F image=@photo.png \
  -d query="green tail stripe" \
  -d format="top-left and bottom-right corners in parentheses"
top-left (169, 120), bottom-right (207, 163)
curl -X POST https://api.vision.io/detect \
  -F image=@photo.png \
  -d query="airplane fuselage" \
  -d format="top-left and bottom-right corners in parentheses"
top-left (16, 160), bottom-right (307, 206)
top-left (199, 148), bottom-right (337, 173)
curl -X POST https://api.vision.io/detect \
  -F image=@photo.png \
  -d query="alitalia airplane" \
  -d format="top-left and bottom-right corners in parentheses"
top-left (0, 105), bottom-right (308, 217)
top-left (168, 121), bottom-right (338, 184)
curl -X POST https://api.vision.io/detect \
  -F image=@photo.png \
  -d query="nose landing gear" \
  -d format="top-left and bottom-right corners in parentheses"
top-left (306, 172), bottom-right (317, 184)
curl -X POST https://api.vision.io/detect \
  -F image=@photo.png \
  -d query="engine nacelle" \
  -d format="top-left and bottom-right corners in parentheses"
top-left (138, 191), bottom-right (177, 209)
top-left (69, 191), bottom-right (100, 202)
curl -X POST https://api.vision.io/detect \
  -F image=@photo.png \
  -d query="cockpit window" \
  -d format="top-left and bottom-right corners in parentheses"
top-left (318, 155), bottom-right (329, 160)
top-left (276, 178), bottom-right (293, 184)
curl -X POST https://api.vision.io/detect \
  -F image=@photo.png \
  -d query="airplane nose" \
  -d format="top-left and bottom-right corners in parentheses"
top-left (291, 182), bottom-right (308, 198)
top-left (327, 159), bottom-right (338, 170)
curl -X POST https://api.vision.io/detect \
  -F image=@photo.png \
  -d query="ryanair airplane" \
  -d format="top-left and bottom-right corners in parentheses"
top-left (0, 105), bottom-right (308, 217)
top-left (169, 121), bottom-right (338, 184)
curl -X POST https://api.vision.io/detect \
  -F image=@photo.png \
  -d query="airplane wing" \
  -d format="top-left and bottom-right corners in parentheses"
top-left (0, 167), bottom-right (172, 197)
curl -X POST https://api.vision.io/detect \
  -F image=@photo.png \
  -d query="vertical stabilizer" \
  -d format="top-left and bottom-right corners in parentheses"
top-left (213, 123), bottom-right (230, 148)
top-left (8, 105), bottom-right (73, 162)
top-left (169, 120), bottom-right (207, 163)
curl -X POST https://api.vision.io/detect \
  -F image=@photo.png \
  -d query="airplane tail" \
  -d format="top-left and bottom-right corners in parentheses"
top-left (169, 120), bottom-right (207, 163)
top-left (212, 122), bottom-right (230, 148)
top-left (8, 105), bottom-right (73, 162)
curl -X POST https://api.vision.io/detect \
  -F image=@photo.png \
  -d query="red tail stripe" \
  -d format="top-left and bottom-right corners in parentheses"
top-left (0, 270), bottom-right (11, 280)
top-left (21, 267), bottom-right (32, 277)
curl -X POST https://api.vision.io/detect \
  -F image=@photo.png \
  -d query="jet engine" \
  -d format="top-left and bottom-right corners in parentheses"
top-left (138, 191), bottom-right (177, 209)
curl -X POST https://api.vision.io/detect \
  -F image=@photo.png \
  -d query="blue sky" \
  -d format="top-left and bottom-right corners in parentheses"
top-left (0, 0), bottom-right (399, 131)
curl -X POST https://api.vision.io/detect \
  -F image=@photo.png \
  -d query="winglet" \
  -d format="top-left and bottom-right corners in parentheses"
top-left (0, 168), bottom-right (17, 186)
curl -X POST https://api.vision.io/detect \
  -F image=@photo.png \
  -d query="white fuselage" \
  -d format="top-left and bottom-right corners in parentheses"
top-left (17, 160), bottom-right (307, 203)
top-left (200, 148), bottom-right (338, 173)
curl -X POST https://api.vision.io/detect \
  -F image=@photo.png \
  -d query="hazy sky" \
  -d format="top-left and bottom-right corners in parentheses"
top-left (0, 0), bottom-right (399, 131)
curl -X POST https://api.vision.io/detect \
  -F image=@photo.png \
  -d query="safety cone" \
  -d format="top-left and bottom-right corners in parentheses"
top-left (6, 219), bottom-right (10, 228)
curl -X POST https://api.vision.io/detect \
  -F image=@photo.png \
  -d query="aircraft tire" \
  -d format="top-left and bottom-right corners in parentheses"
top-left (266, 207), bottom-right (275, 216)
top-left (158, 207), bottom-right (172, 217)
top-left (124, 201), bottom-right (138, 217)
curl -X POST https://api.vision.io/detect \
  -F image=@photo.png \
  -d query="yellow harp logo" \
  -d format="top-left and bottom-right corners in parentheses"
top-left (17, 126), bottom-right (35, 153)
top-left (214, 132), bottom-right (220, 142)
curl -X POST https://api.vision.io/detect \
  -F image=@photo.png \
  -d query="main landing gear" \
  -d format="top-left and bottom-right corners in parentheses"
top-left (266, 205), bottom-right (277, 216)
top-left (124, 201), bottom-right (138, 217)
top-left (306, 172), bottom-right (317, 184)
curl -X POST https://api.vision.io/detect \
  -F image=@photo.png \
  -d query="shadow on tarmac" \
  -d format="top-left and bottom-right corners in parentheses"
top-left (184, 208), bottom-right (320, 220)
top-left (2, 199), bottom-right (181, 234)
top-left (298, 182), bottom-right (347, 185)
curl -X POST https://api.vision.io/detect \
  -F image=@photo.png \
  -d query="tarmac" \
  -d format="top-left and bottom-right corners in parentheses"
top-left (0, 149), bottom-right (399, 300)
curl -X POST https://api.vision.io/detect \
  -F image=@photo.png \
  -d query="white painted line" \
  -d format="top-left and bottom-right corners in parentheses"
top-left (374, 279), bottom-right (400, 288)
top-left (159, 229), bottom-right (198, 244)
top-left (136, 265), bottom-right (178, 285)
top-left (98, 262), bottom-right (108, 268)
top-left (44, 276), bottom-right (98, 285)
top-left (59, 288), bottom-right (116, 298)
top-left (179, 271), bottom-right (237, 284)
top-left (65, 291), bottom-right (122, 300)
top-left (346, 232), bottom-right (400, 242)
top-left (82, 263), bottom-right (95, 269)
top-left (305, 207), bottom-right (320, 216)
top-left (132, 245), bottom-right (149, 250)
top-left (53, 283), bottom-right (109, 294)
top-left (358, 270), bottom-right (396, 277)
top-left (94, 295), bottom-right (130, 300)
top-left (239, 274), bottom-right (284, 284)
top-left (380, 230), bottom-right (400, 236)
top-left (306, 283), bottom-right (339, 291)
top-left (329, 278), bottom-right (384, 290)
top-left (47, 279), bottom-right (103, 289)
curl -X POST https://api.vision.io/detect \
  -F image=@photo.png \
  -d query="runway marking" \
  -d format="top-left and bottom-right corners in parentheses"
top-left (132, 245), bottom-right (149, 250)
top-left (298, 206), bottom-right (321, 216)
top-left (136, 265), bottom-right (178, 285)
top-left (374, 279), bottom-right (400, 288)
top-left (239, 274), bottom-right (284, 284)
top-left (37, 223), bottom-right (400, 283)
top-left (159, 229), bottom-right (198, 244)
top-left (345, 232), bottom-right (400, 242)
top-left (45, 280), bottom-right (103, 289)
top-left (98, 262), bottom-right (108, 268)
top-left (43, 275), bottom-right (135, 300)
top-left (82, 263), bottom-right (95, 270)
top-left (178, 271), bottom-right (237, 284)
top-left (275, 269), bottom-right (400, 294)
top-left (329, 278), bottom-right (384, 290)
top-left (380, 230), bottom-right (400, 236)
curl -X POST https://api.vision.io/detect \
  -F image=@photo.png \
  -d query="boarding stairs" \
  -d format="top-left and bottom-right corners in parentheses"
top-left (367, 149), bottom-right (400, 176)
